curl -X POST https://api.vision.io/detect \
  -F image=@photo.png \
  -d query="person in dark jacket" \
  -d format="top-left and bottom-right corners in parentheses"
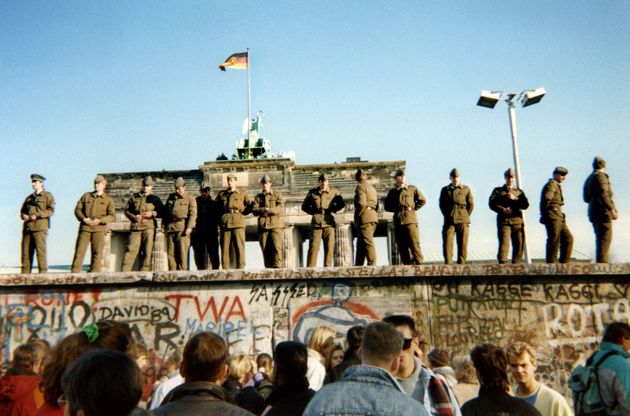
top-left (61, 349), bottom-right (143, 416)
top-left (262, 341), bottom-right (315, 416)
top-left (489, 168), bottom-right (530, 264)
top-left (461, 344), bottom-right (541, 416)
top-left (152, 332), bottom-right (253, 416)
top-left (583, 156), bottom-right (618, 263)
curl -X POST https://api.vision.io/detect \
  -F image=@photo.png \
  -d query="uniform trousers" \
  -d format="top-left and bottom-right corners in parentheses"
top-left (593, 221), bottom-right (613, 263)
top-left (192, 228), bottom-right (220, 270)
top-left (307, 227), bottom-right (335, 267)
top-left (355, 222), bottom-right (377, 266)
top-left (259, 228), bottom-right (283, 268)
top-left (442, 224), bottom-right (469, 264)
top-left (71, 230), bottom-right (105, 273)
top-left (544, 220), bottom-right (574, 263)
top-left (21, 231), bottom-right (48, 274)
top-left (166, 230), bottom-right (190, 271)
top-left (497, 223), bottom-right (524, 264)
top-left (394, 223), bottom-right (423, 265)
top-left (122, 229), bottom-right (155, 272)
top-left (220, 227), bottom-right (246, 269)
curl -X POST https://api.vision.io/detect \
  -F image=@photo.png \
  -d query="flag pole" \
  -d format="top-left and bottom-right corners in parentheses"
top-left (246, 48), bottom-right (251, 158)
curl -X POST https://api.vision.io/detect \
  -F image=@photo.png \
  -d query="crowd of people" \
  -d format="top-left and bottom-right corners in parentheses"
top-left (1, 318), bottom-right (629, 416)
top-left (20, 156), bottom-right (617, 273)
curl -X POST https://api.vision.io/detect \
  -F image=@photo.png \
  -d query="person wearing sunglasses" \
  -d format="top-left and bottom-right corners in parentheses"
top-left (383, 315), bottom-right (461, 416)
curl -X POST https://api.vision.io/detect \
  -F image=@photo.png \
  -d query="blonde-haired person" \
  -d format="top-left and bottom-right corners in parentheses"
top-left (223, 353), bottom-right (264, 414)
top-left (451, 354), bottom-right (479, 406)
top-left (507, 342), bottom-right (571, 416)
top-left (306, 326), bottom-right (336, 391)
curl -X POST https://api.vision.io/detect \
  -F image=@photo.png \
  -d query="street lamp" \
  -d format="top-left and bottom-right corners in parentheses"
top-left (477, 87), bottom-right (546, 264)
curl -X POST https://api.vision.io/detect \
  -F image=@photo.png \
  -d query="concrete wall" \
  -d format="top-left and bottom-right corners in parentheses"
top-left (1, 263), bottom-right (629, 399)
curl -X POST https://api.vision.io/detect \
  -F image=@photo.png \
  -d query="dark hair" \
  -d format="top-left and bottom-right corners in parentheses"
top-left (256, 352), bottom-right (273, 376)
top-left (182, 332), bottom-right (228, 382)
top-left (273, 341), bottom-right (308, 385)
top-left (361, 321), bottom-right (403, 364)
top-left (382, 314), bottom-right (416, 333)
top-left (41, 321), bottom-right (131, 406)
top-left (470, 344), bottom-right (510, 392)
top-left (602, 321), bottom-right (630, 344)
top-left (62, 349), bottom-right (141, 416)
top-left (427, 348), bottom-right (450, 368)
top-left (345, 325), bottom-right (364, 360)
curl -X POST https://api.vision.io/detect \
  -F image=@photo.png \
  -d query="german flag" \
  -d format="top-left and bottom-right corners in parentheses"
top-left (219, 52), bottom-right (248, 71)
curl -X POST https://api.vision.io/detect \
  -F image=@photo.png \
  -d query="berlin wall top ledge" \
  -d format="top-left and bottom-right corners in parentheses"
top-left (0, 263), bottom-right (628, 287)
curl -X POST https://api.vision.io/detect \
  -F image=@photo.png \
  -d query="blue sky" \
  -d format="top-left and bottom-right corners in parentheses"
top-left (1, 1), bottom-right (629, 268)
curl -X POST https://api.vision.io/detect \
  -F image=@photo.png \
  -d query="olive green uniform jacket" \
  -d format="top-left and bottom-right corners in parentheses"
top-left (439, 184), bottom-right (474, 224)
top-left (164, 192), bottom-right (197, 232)
top-left (301, 186), bottom-right (346, 228)
top-left (253, 190), bottom-right (285, 229)
top-left (21, 191), bottom-right (55, 232)
top-left (489, 185), bottom-right (529, 225)
top-left (74, 192), bottom-right (116, 231)
top-left (125, 192), bottom-right (164, 230)
top-left (215, 188), bottom-right (253, 229)
top-left (539, 179), bottom-right (565, 223)
top-left (583, 171), bottom-right (616, 223)
top-left (354, 181), bottom-right (379, 226)
top-left (384, 185), bottom-right (426, 224)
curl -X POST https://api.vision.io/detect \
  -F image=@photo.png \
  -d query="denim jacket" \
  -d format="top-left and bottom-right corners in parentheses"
top-left (303, 364), bottom-right (428, 416)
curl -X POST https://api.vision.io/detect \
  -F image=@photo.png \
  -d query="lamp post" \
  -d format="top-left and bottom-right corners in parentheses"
top-left (477, 87), bottom-right (546, 264)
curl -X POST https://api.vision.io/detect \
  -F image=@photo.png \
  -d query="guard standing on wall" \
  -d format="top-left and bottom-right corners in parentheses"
top-left (163, 177), bottom-right (197, 271)
top-left (539, 167), bottom-right (573, 263)
top-left (384, 169), bottom-right (426, 265)
top-left (489, 168), bottom-right (530, 264)
top-left (20, 173), bottom-right (55, 274)
top-left (191, 182), bottom-right (221, 270)
top-left (121, 176), bottom-right (164, 272)
top-left (71, 175), bottom-right (116, 273)
top-left (216, 173), bottom-right (252, 269)
top-left (439, 168), bottom-right (474, 264)
top-left (583, 156), bottom-right (618, 263)
top-left (354, 168), bottom-right (379, 266)
top-left (253, 175), bottom-right (285, 268)
top-left (302, 173), bottom-right (345, 267)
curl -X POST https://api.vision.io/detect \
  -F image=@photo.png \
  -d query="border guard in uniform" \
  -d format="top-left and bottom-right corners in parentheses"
top-left (384, 169), bottom-right (425, 265)
top-left (192, 182), bottom-right (221, 270)
top-left (163, 177), bottom-right (197, 271)
top-left (121, 176), bottom-right (164, 272)
top-left (583, 156), bottom-right (618, 263)
top-left (216, 173), bottom-right (252, 269)
top-left (71, 175), bottom-right (116, 273)
top-left (489, 168), bottom-right (530, 264)
top-left (439, 168), bottom-right (474, 264)
top-left (540, 167), bottom-right (573, 263)
top-left (354, 168), bottom-right (379, 266)
top-left (20, 174), bottom-right (55, 274)
top-left (302, 173), bottom-right (345, 267)
top-left (253, 175), bottom-right (285, 268)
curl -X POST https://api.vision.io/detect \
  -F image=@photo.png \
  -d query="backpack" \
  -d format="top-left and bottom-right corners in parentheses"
top-left (568, 350), bottom-right (619, 416)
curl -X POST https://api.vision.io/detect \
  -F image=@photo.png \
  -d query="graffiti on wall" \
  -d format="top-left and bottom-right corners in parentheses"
top-left (0, 276), bottom-right (628, 401)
